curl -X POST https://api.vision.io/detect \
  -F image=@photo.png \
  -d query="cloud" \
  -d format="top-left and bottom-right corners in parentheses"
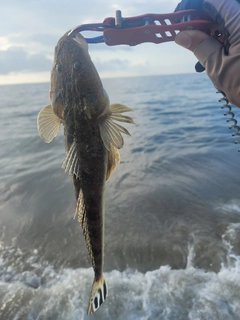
top-left (0, 0), bottom-right (195, 84)
top-left (28, 34), bottom-right (60, 48)
top-left (88, 43), bottom-right (131, 53)
top-left (94, 58), bottom-right (131, 72)
top-left (92, 56), bottom-right (152, 79)
top-left (1, 0), bottom-right (175, 37)
top-left (0, 47), bottom-right (51, 74)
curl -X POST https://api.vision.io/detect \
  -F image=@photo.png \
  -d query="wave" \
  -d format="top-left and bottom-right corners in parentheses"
top-left (1, 223), bottom-right (240, 320)
top-left (1, 76), bottom-right (240, 319)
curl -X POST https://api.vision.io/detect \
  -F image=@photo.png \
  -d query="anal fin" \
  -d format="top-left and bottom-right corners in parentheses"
top-left (76, 189), bottom-right (95, 268)
top-left (87, 275), bottom-right (108, 315)
top-left (75, 189), bottom-right (84, 224)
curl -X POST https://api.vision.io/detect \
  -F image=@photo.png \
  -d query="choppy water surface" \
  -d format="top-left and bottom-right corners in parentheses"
top-left (1, 74), bottom-right (240, 319)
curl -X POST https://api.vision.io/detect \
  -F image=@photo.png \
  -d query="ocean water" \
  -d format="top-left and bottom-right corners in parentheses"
top-left (1, 74), bottom-right (240, 319)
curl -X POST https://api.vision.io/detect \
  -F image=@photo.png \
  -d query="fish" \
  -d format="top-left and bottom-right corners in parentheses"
top-left (37, 31), bottom-right (134, 314)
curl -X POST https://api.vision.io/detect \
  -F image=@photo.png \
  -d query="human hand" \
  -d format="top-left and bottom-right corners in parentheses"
top-left (174, 0), bottom-right (240, 108)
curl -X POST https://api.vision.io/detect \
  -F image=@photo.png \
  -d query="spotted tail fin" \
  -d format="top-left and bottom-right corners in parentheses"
top-left (87, 274), bottom-right (108, 315)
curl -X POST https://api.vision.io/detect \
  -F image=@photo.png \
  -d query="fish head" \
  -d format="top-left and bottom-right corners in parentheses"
top-left (50, 32), bottom-right (105, 121)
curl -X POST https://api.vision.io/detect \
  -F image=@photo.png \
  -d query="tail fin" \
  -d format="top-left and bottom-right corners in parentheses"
top-left (87, 274), bottom-right (108, 315)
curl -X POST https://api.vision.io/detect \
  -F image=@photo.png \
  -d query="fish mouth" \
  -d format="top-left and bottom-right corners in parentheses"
top-left (65, 30), bottom-right (87, 47)
top-left (65, 30), bottom-right (89, 52)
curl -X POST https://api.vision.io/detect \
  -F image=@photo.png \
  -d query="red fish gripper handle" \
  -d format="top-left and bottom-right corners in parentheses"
top-left (102, 10), bottom-right (219, 46)
top-left (69, 10), bottom-right (224, 46)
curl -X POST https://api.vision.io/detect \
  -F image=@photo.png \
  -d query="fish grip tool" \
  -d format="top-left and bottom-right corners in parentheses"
top-left (68, 9), bottom-right (224, 46)
top-left (69, 10), bottom-right (238, 150)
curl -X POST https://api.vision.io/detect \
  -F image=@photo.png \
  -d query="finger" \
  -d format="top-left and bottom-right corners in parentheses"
top-left (194, 33), bottom-right (240, 107)
top-left (175, 30), bottom-right (210, 51)
top-left (175, 30), bottom-right (223, 93)
top-left (203, 0), bottom-right (240, 43)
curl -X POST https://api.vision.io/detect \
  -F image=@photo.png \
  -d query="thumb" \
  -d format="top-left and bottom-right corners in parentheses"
top-left (175, 30), bottom-right (210, 52)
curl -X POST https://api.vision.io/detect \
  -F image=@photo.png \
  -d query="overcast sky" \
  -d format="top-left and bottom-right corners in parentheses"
top-left (0, 0), bottom-right (200, 85)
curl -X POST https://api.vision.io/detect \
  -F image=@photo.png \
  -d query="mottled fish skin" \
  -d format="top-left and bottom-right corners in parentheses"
top-left (37, 31), bottom-right (134, 315)
top-left (52, 33), bottom-right (108, 313)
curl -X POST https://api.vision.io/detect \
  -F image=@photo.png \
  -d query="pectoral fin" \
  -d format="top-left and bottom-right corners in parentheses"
top-left (99, 104), bottom-right (134, 150)
top-left (62, 140), bottom-right (80, 179)
top-left (109, 104), bottom-right (132, 112)
top-left (106, 144), bottom-right (120, 180)
top-left (37, 105), bottom-right (61, 143)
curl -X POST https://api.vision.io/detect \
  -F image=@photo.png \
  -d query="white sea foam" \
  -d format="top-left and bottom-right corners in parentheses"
top-left (220, 199), bottom-right (240, 214)
top-left (1, 227), bottom-right (240, 320)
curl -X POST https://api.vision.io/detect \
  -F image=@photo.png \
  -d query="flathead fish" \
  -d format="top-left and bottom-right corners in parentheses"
top-left (37, 32), bottom-right (134, 314)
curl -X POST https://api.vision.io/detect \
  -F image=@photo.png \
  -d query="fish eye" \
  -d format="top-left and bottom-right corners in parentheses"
top-left (56, 63), bottom-right (63, 72)
top-left (74, 61), bottom-right (81, 71)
